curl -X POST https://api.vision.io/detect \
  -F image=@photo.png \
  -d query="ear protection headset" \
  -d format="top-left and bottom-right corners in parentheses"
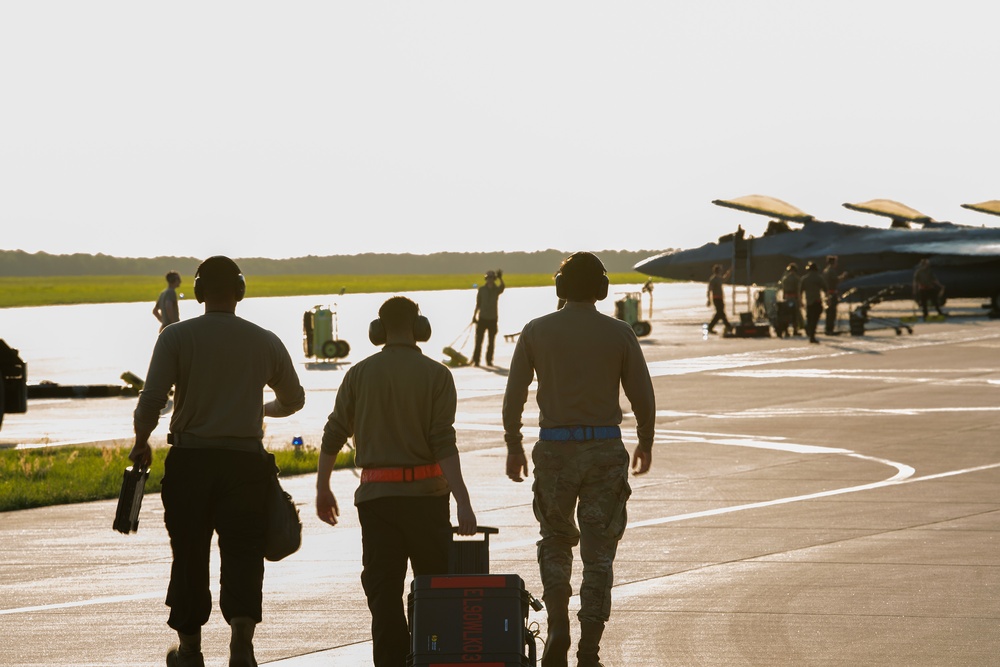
top-left (368, 314), bottom-right (432, 345)
top-left (193, 256), bottom-right (246, 304)
top-left (555, 252), bottom-right (610, 301)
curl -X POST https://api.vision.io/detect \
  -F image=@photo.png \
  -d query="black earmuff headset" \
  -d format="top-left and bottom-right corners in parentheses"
top-left (368, 314), bottom-right (432, 345)
top-left (555, 253), bottom-right (610, 301)
top-left (193, 257), bottom-right (247, 304)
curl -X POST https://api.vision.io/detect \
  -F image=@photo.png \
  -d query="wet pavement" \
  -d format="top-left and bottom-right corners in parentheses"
top-left (1, 293), bottom-right (999, 666)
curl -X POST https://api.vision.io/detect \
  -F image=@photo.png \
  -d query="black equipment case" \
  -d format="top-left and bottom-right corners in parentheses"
top-left (407, 573), bottom-right (533, 667)
top-left (113, 464), bottom-right (150, 534)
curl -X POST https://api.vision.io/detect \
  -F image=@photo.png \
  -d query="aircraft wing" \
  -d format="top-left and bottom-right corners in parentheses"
top-left (962, 200), bottom-right (1000, 217)
top-left (711, 195), bottom-right (815, 222)
top-left (843, 199), bottom-right (931, 224)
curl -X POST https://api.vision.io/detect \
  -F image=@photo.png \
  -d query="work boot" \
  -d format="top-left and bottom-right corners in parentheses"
top-left (166, 629), bottom-right (204, 667)
top-left (229, 617), bottom-right (258, 667)
top-left (541, 595), bottom-right (571, 667)
top-left (576, 620), bottom-right (606, 667)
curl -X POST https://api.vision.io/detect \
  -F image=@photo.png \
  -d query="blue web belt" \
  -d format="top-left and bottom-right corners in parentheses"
top-left (539, 426), bottom-right (622, 441)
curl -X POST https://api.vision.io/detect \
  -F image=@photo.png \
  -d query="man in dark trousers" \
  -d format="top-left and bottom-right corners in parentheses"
top-left (780, 262), bottom-right (802, 336)
top-left (822, 254), bottom-right (847, 335)
top-left (130, 256), bottom-right (306, 667)
top-left (315, 296), bottom-right (477, 667)
top-left (706, 263), bottom-right (732, 334)
top-left (502, 252), bottom-right (656, 667)
top-left (912, 258), bottom-right (946, 320)
top-left (800, 261), bottom-right (825, 344)
top-left (471, 269), bottom-right (505, 366)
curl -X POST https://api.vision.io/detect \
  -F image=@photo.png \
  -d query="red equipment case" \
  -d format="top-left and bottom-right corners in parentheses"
top-left (407, 574), bottom-right (534, 667)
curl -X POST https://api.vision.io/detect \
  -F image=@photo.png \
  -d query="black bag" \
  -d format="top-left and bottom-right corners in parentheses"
top-left (263, 451), bottom-right (302, 562)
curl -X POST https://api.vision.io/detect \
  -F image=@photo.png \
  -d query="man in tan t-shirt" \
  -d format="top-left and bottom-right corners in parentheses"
top-left (503, 252), bottom-right (655, 667)
top-left (316, 296), bottom-right (476, 667)
top-left (131, 256), bottom-right (305, 667)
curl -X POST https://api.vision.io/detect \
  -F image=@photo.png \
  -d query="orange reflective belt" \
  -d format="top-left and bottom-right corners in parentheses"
top-left (360, 463), bottom-right (443, 483)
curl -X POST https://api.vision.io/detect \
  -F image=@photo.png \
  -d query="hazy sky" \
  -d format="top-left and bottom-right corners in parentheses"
top-left (2, 2), bottom-right (998, 260)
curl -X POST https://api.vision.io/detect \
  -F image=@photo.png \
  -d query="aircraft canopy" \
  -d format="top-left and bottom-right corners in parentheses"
top-left (961, 200), bottom-right (1000, 218)
top-left (711, 195), bottom-right (815, 223)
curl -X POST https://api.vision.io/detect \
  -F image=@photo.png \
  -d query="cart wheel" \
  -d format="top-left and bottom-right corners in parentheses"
top-left (321, 340), bottom-right (338, 358)
top-left (334, 339), bottom-right (351, 358)
top-left (632, 321), bottom-right (652, 337)
top-left (894, 328), bottom-right (901, 335)
top-left (906, 326), bottom-right (913, 334)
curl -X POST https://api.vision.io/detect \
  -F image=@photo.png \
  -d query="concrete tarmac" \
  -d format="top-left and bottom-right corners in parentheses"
top-left (1, 307), bottom-right (999, 666)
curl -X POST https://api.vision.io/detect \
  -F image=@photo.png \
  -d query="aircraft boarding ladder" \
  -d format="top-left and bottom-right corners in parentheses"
top-left (730, 231), bottom-right (754, 317)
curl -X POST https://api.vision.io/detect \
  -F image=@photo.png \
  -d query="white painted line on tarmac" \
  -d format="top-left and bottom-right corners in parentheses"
top-left (492, 429), bottom-right (994, 551)
top-left (0, 591), bottom-right (163, 616)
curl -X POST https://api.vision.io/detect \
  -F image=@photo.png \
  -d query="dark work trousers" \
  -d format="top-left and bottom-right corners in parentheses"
top-left (358, 494), bottom-right (452, 667)
top-left (824, 293), bottom-right (839, 334)
top-left (785, 297), bottom-right (802, 334)
top-left (708, 297), bottom-right (730, 332)
top-left (805, 301), bottom-right (823, 341)
top-left (472, 318), bottom-right (498, 365)
top-left (917, 288), bottom-right (943, 318)
top-left (161, 446), bottom-right (269, 635)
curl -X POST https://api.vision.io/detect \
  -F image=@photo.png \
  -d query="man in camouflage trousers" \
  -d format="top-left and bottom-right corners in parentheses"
top-left (502, 252), bottom-right (656, 667)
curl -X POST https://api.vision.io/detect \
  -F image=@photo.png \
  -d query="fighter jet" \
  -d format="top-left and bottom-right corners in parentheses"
top-left (634, 195), bottom-right (1000, 316)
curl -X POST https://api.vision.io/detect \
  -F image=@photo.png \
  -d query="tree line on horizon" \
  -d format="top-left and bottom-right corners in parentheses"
top-left (0, 248), bottom-right (671, 277)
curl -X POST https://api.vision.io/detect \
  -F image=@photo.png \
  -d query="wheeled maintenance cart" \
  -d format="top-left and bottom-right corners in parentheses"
top-left (408, 527), bottom-right (540, 666)
top-left (614, 292), bottom-right (652, 337)
top-left (844, 286), bottom-right (914, 336)
top-left (302, 305), bottom-right (351, 360)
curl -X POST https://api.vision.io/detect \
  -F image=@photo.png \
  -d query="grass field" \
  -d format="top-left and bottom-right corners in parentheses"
top-left (0, 443), bottom-right (353, 513)
top-left (0, 272), bottom-right (660, 308)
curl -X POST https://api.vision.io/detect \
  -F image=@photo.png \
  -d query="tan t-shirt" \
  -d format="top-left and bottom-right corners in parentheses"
top-left (321, 344), bottom-right (459, 505)
top-left (134, 311), bottom-right (305, 440)
top-left (502, 301), bottom-right (656, 452)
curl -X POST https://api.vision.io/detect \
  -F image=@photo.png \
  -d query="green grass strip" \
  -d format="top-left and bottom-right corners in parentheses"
top-left (0, 444), bottom-right (353, 513)
top-left (0, 273), bottom-right (663, 309)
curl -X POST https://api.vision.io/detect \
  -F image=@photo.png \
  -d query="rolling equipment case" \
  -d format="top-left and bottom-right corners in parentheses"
top-left (408, 526), bottom-right (539, 666)
top-left (408, 574), bottom-right (535, 666)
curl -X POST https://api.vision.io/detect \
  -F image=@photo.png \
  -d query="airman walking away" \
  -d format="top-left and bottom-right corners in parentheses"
top-left (502, 252), bottom-right (655, 667)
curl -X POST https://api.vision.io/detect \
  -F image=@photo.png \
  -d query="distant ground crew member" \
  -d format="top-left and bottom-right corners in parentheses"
top-left (912, 258), bottom-right (946, 320)
top-left (821, 255), bottom-right (847, 335)
top-left (471, 269), bottom-right (505, 366)
top-left (780, 262), bottom-right (802, 336)
top-left (502, 251), bottom-right (655, 667)
top-left (800, 261), bottom-right (825, 344)
top-left (153, 270), bottom-right (182, 332)
top-left (130, 256), bottom-right (306, 667)
top-left (315, 296), bottom-right (477, 667)
top-left (706, 263), bottom-right (732, 334)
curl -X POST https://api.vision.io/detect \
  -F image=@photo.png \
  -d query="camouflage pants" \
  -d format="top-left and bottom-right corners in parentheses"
top-left (531, 439), bottom-right (632, 623)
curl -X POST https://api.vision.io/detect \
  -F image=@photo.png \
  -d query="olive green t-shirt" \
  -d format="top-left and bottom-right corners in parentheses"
top-left (321, 344), bottom-right (459, 505)
top-left (502, 301), bottom-right (656, 452)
